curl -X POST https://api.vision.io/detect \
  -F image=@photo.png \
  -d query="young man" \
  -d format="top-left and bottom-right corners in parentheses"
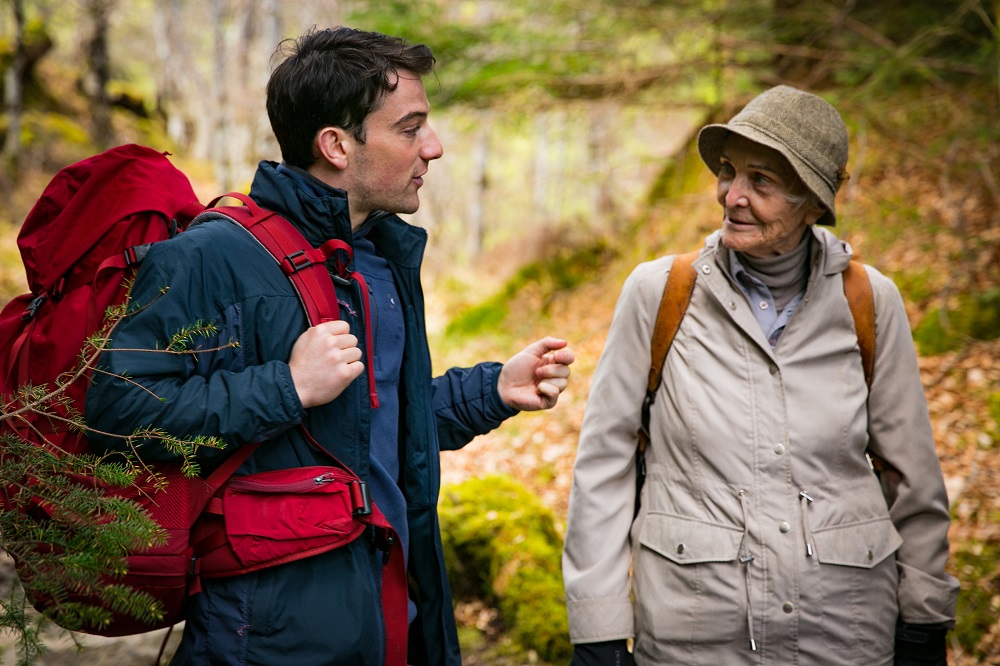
top-left (85, 27), bottom-right (574, 665)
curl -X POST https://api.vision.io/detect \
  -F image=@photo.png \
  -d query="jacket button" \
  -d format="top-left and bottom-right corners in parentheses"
top-left (773, 443), bottom-right (785, 455)
top-left (701, 265), bottom-right (711, 274)
top-left (782, 602), bottom-right (794, 613)
top-left (778, 521), bottom-right (790, 533)
top-left (769, 364), bottom-right (779, 375)
top-left (676, 543), bottom-right (686, 554)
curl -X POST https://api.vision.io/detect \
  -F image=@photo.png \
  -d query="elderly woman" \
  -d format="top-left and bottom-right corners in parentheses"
top-left (562, 86), bottom-right (959, 666)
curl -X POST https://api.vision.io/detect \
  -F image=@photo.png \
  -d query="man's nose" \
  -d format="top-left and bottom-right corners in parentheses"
top-left (422, 124), bottom-right (444, 161)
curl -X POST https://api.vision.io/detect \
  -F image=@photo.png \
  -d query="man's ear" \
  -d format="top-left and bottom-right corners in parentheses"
top-left (315, 126), bottom-right (352, 170)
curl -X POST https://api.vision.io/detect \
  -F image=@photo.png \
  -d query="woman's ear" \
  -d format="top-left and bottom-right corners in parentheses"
top-left (315, 126), bottom-right (351, 170)
top-left (804, 196), bottom-right (827, 226)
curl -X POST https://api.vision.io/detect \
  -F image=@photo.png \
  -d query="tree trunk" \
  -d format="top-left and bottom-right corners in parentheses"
top-left (153, 0), bottom-right (186, 148)
top-left (3, 0), bottom-right (26, 170)
top-left (211, 0), bottom-right (232, 191)
top-left (255, 0), bottom-right (281, 159)
top-left (86, 0), bottom-right (114, 150)
top-left (468, 116), bottom-right (489, 258)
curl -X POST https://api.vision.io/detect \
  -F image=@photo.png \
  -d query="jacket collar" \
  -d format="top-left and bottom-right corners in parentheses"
top-left (249, 161), bottom-right (428, 269)
top-left (703, 225), bottom-right (853, 277)
top-left (248, 161), bottom-right (353, 248)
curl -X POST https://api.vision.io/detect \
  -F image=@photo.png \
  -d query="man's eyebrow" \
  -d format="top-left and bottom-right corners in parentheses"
top-left (392, 111), bottom-right (427, 127)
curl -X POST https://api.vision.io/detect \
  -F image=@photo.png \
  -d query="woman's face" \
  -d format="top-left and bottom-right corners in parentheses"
top-left (715, 134), bottom-right (825, 257)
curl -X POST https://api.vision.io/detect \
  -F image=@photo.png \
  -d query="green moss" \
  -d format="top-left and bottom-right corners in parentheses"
top-left (445, 294), bottom-right (510, 338)
top-left (892, 268), bottom-right (938, 306)
top-left (913, 288), bottom-right (1000, 355)
top-left (445, 238), bottom-right (616, 338)
top-left (439, 475), bottom-right (571, 664)
top-left (645, 139), bottom-right (707, 207)
top-left (951, 539), bottom-right (1000, 658)
top-left (988, 392), bottom-right (1000, 441)
top-left (456, 624), bottom-right (486, 653)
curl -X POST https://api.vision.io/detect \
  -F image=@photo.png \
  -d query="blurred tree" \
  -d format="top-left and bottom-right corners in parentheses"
top-left (83, 0), bottom-right (113, 150)
top-left (766, 0), bottom-right (995, 91)
top-left (3, 0), bottom-right (26, 170)
top-left (153, 0), bottom-right (186, 147)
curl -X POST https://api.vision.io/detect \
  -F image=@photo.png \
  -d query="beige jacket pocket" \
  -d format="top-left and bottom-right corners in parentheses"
top-left (634, 514), bottom-right (746, 648)
top-left (639, 513), bottom-right (743, 563)
top-left (812, 517), bottom-right (903, 568)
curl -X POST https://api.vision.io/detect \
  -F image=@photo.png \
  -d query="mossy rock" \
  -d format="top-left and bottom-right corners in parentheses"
top-left (913, 288), bottom-right (1000, 355)
top-left (439, 474), bottom-right (571, 664)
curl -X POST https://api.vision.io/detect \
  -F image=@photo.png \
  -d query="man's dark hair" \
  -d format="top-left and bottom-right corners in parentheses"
top-left (266, 27), bottom-right (436, 168)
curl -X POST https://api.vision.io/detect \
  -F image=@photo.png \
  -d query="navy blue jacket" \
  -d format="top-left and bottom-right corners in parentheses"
top-left (86, 161), bottom-right (517, 665)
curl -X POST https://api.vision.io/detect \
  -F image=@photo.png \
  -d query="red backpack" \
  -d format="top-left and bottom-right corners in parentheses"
top-left (0, 145), bottom-right (406, 665)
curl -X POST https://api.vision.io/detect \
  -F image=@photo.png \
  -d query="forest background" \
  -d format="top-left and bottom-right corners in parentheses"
top-left (0, 0), bottom-right (997, 664)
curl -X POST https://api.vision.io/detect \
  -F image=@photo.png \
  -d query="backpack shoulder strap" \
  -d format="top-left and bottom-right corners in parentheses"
top-left (201, 193), bottom-right (343, 325)
top-left (635, 250), bottom-right (699, 513)
top-left (842, 260), bottom-right (892, 475)
top-left (646, 251), bottom-right (701, 398)
top-left (640, 250), bottom-right (700, 446)
top-left (199, 192), bottom-right (379, 409)
top-left (842, 260), bottom-right (875, 388)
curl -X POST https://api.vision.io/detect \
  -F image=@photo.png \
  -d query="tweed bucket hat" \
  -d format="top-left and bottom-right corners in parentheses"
top-left (697, 85), bottom-right (849, 226)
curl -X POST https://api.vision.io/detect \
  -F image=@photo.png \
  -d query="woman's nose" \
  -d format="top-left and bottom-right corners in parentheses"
top-left (725, 178), bottom-right (748, 208)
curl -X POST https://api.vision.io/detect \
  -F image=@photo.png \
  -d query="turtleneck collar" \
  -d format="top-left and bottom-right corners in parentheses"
top-left (733, 230), bottom-right (812, 311)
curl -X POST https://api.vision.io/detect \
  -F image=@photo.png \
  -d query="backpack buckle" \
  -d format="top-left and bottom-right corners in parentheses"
top-left (22, 294), bottom-right (47, 321)
top-left (638, 390), bottom-right (655, 440)
top-left (281, 250), bottom-right (313, 273)
top-left (349, 480), bottom-right (372, 517)
top-left (124, 243), bottom-right (154, 266)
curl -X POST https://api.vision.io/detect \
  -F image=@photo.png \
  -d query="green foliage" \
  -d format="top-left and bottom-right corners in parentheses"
top-left (0, 306), bottom-right (229, 658)
top-left (989, 392), bottom-right (1000, 440)
top-left (439, 475), bottom-right (571, 664)
top-left (645, 140), bottom-right (711, 208)
top-left (952, 538), bottom-right (1000, 658)
top-left (446, 237), bottom-right (616, 338)
top-left (768, 0), bottom-right (996, 92)
top-left (913, 289), bottom-right (1000, 355)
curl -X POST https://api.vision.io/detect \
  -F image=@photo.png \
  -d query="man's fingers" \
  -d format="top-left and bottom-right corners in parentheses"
top-left (540, 347), bottom-right (575, 367)
top-left (538, 378), bottom-right (568, 396)
top-left (315, 319), bottom-right (351, 335)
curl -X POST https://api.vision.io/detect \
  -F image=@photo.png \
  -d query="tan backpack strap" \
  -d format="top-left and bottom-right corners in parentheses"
top-left (647, 251), bottom-right (700, 393)
top-left (639, 251), bottom-right (700, 451)
top-left (842, 260), bottom-right (892, 474)
top-left (635, 250), bottom-right (699, 516)
top-left (843, 260), bottom-right (876, 388)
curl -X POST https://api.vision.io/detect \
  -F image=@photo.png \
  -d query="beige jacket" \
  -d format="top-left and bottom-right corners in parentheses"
top-left (563, 227), bottom-right (959, 665)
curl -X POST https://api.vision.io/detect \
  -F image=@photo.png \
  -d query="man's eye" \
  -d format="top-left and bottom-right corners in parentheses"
top-left (719, 163), bottom-right (734, 176)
